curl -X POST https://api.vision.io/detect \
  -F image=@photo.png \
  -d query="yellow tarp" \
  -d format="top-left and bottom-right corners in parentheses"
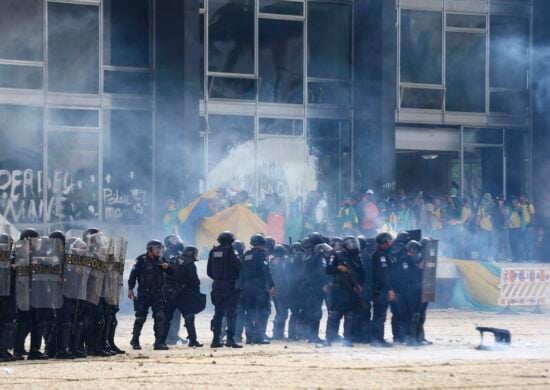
top-left (454, 259), bottom-right (501, 307)
top-left (178, 190), bottom-right (218, 223)
top-left (196, 204), bottom-right (267, 250)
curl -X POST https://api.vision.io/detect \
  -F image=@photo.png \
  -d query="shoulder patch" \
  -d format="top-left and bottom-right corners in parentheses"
top-left (244, 255), bottom-right (253, 261)
top-left (213, 251), bottom-right (223, 258)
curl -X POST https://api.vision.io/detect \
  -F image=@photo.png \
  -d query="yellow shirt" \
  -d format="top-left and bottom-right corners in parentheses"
top-left (431, 208), bottom-right (443, 230)
top-left (462, 206), bottom-right (472, 224)
top-left (477, 207), bottom-right (493, 231)
top-left (507, 210), bottom-right (521, 229)
top-left (521, 203), bottom-right (535, 225)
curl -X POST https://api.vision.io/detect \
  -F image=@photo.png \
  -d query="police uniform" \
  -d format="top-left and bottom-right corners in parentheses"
top-left (128, 253), bottom-right (166, 348)
top-left (270, 254), bottom-right (291, 340)
top-left (371, 248), bottom-right (393, 344)
top-left (161, 253), bottom-right (202, 346)
top-left (325, 251), bottom-right (365, 345)
top-left (207, 244), bottom-right (241, 347)
top-left (241, 247), bottom-right (274, 343)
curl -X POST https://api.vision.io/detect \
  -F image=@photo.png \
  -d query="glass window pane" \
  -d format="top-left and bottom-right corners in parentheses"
top-left (259, 19), bottom-right (303, 104)
top-left (48, 108), bottom-right (99, 128)
top-left (308, 81), bottom-right (351, 105)
top-left (0, 65), bottom-right (42, 89)
top-left (200, 13), bottom-right (205, 99)
top-left (207, 115), bottom-right (255, 191)
top-left (308, 119), bottom-right (351, 208)
top-left (208, 0), bottom-right (254, 74)
top-left (401, 88), bottom-right (443, 109)
top-left (446, 32), bottom-right (486, 112)
top-left (104, 110), bottom-right (152, 223)
top-left (48, 3), bottom-right (99, 94)
top-left (104, 70), bottom-right (151, 95)
top-left (0, 0), bottom-right (43, 61)
top-left (400, 10), bottom-right (442, 84)
top-left (308, 2), bottom-right (351, 79)
top-left (490, 90), bottom-right (528, 114)
top-left (104, 0), bottom-right (150, 67)
top-left (0, 105), bottom-right (43, 224)
top-left (490, 15), bottom-right (529, 89)
top-left (48, 132), bottom-right (99, 222)
top-left (446, 14), bottom-right (486, 29)
top-left (260, 0), bottom-right (303, 16)
top-left (259, 118), bottom-right (303, 136)
top-left (208, 76), bottom-right (256, 100)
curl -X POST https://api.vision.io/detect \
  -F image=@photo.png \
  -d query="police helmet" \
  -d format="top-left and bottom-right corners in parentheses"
top-left (342, 236), bottom-right (360, 252)
top-left (217, 231), bottom-right (236, 246)
top-left (182, 245), bottom-right (199, 260)
top-left (376, 232), bottom-right (393, 246)
top-left (146, 239), bottom-right (163, 251)
top-left (164, 234), bottom-right (183, 250)
top-left (49, 230), bottom-right (66, 244)
top-left (273, 244), bottom-right (286, 257)
top-left (406, 240), bottom-right (423, 263)
top-left (20, 228), bottom-right (39, 241)
top-left (250, 234), bottom-right (266, 248)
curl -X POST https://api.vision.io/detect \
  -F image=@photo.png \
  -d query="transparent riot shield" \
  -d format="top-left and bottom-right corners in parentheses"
top-left (63, 236), bottom-right (90, 301)
top-left (421, 238), bottom-right (438, 303)
top-left (30, 237), bottom-right (64, 309)
top-left (102, 236), bottom-right (127, 306)
top-left (0, 228), bottom-right (13, 297)
top-left (15, 239), bottom-right (31, 311)
top-left (85, 232), bottom-right (109, 305)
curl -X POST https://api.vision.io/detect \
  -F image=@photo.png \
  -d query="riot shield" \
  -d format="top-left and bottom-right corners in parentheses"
top-left (15, 239), bottom-right (31, 311)
top-left (102, 236), bottom-right (127, 306)
top-left (85, 232), bottom-right (109, 305)
top-left (30, 237), bottom-right (64, 309)
top-left (407, 229), bottom-right (422, 242)
top-left (421, 238), bottom-right (438, 303)
top-left (63, 236), bottom-right (90, 301)
top-left (0, 230), bottom-right (13, 297)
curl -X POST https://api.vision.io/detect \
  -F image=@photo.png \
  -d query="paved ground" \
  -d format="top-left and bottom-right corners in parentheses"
top-left (2, 310), bottom-right (550, 389)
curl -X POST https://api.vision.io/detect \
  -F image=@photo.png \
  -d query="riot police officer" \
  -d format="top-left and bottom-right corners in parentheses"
top-left (47, 231), bottom-right (75, 359)
top-left (232, 240), bottom-right (246, 343)
top-left (241, 234), bottom-right (275, 344)
top-left (325, 237), bottom-right (365, 347)
top-left (161, 245), bottom-right (204, 348)
top-left (207, 231), bottom-right (242, 348)
top-left (163, 234), bottom-right (185, 346)
top-left (0, 232), bottom-right (15, 362)
top-left (81, 228), bottom-right (111, 357)
top-left (354, 235), bottom-right (374, 343)
top-left (13, 229), bottom-right (48, 360)
top-left (287, 242), bottom-right (307, 341)
top-left (370, 232), bottom-right (395, 347)
top-left (128, 239), bottom-right (168, 350)
top-left (302, 241), bottom-right (330, 344)
top-left (271, 244), bottom-right (291, 340)
top-left (389, 231), bottom-right (411, 344)
top-left (258, 236), bottom-right (276, 341)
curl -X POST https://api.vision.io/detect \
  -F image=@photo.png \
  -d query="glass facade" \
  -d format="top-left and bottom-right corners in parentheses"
top-left (0, 0), bottom-right (153, 227)
top-left (0, 0), bottom-right (534, 227)
top-left (202, 0), bottom-right (354, 208)
top-left (396, 0), bottom-right (532, 201)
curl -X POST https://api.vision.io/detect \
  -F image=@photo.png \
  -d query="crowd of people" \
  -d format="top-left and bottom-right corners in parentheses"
top-left (129, 229), bottom-right (433, 350)
top-left (172, 183), bottom-right (547, 263)
top-left (299, 186), bottom-right (544, 263)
